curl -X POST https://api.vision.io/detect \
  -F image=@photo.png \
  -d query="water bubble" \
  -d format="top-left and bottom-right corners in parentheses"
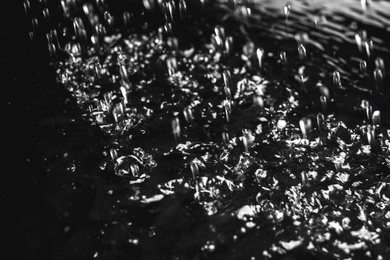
top-left (298, 44), bottom-right (306, 61)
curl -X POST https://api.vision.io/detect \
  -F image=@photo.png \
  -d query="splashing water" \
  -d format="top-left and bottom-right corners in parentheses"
top-left (25, 0), bottom-right (390, 259)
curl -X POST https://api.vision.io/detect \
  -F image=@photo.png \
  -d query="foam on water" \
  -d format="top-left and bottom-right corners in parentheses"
top-left (25, 0), bottom-right (390, 259)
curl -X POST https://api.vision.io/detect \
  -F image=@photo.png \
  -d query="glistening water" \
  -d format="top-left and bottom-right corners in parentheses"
top-left (21, 0), bottom-right (390, 259)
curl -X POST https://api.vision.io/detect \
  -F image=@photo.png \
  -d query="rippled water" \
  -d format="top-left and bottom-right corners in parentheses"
top-left (22, 0), bottom-right (390, 259)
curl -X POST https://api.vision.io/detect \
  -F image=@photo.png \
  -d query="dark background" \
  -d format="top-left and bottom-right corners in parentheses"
top-left (3, 1), bottom-right (63, 258)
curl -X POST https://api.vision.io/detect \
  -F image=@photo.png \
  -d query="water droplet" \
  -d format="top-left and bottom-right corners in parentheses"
top-left (66, 162), bottom-right (76, 172)
top-left (222, 132), bottom-right (230, 146)
top-left (42, 8), bottom-right (50, 24)
top-left (178, 0), bottom-right (188, 21)
top-left (333, 71), bottom-right (342, 88)
top-left (279, 51), bottom-right (287, 64)
top-left (364, 39), bottom-right (374, 58)
top-left (104, 11), bottom-right (114, 28)
top-left (223, 70), bottom-right (232, 99)
top-left (299, 117), bottom-right (312, 139)
top-left (167, 56), bottom-right (177, 76)
top-left (361, 100), bottom-right (372, 121)
top-left (123, 12), bottom-right (133, 28)
top-left (366, 125), bottom-right (376, 146)
top-left (372, 110), bottom-right (381, 126)
top-left (23, 0), bottom-right (31, 19)
top-left (375, 57), bottom-right (385, 72)
top-left (242, 40), bottom-right (255, 58)
top-left (143, 0), bottom-right (155, 10)
top-left (359, 60), bottom-right (367, 74)
top-left (374, 68), bottom-right (384, 92)
top-left (184, 106), bottom-right (194, 122)
top-left (320, 95), bottom-right (327, 114)
top-left (256, 48), bottom-right (264, 69)
top-left (298, 44), bottom-right (306, 61)
top-left (355, 30), bottom-right (367, 53)
top-left (283, 4), bottom-right (291, 23)
top-left (223, 99), bottom-right (231, 122)
top-left (73, 17), bottom-right (88, 46)
top-left (317, 113), bottom-right (325, 132)
top-left (361, 0), bottom-right (371, 12)
top-left (110, 148), bottom-right (118, 161)
top-left (242, 129), bottom-right (254, 153)
top-left (171, 116), bottom-right (181, 142)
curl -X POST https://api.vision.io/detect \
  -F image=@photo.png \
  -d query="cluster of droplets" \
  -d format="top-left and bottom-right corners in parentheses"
top-left (25, 0), bottom-right (390, 259)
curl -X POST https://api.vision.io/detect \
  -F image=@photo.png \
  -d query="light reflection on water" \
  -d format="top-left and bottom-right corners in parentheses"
top-left (25, 0), bottom-right (390, 259)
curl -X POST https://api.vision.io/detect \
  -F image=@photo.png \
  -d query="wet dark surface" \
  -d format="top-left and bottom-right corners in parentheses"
top-left (5, 0), bottom-right (390, 260)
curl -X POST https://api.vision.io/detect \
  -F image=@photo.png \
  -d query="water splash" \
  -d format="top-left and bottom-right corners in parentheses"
top-left (26, 0), bottom-right (390, 259)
